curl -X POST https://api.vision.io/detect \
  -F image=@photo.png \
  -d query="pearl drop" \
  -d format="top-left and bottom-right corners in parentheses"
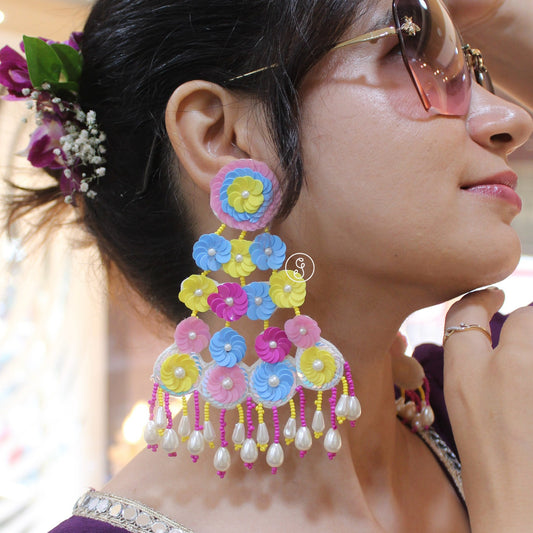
top-left (194, 289), bottom-right (203, 297)
top-left (207, 248), bottom-right (217, 257)
top-left (254, 297), bottom-right (263, 306)
top-left (420, 403), bottom-right (435, 427)
top-left (347, 396), bottom-right (362, 421)
top-left (203, 420), bottom-right (215, 443)
top-left (295, 427), bottom-right (313, 451)
top-left (224, 343), bottom-right (232, 352)
top-left (155, 406), bottom-right (167, 429)
top-left (257, 423), bottom-right (269, 446)
top-left (283, 417), bottom-right (296, 440)
top-left (324, 428), bottom-right (342, 454)
top-left (178, 415), bottom-right (191, 439)
top-left (264, 247), bottom-right (273, 256)
top-left (411, 413), bottom-right (423, 433)
top-left (188, 331), bottom-right (197, 340)
top-left (161, 428), bottom-right (179, 453)
top-left (241, 190), bottom-right (250, 199)
top-left (214, 447), bottom-right (231, 472)
top-left (225, 297), bottom-right (234, 306)
top-left (312, 410), bottom-right (325, 434)
top-left (222, 377), bottom-right (234, 390)
top-left (395, 397), bottom-right (405, 414)
top-left (269, 341), bottom-right (278, 349)
top-left (283, 284), bottom-right (292, 293)
top-left (335, 394), bottom-right (349, 418)
top-left (174, 367), bottom-right (186, 379)
top-left (235, 254), bottom-right (244, 263)
top-left (268, 375), bottom-right (280, 388)
top-left (299, 327), bottom-right (307, 336)
top-left (266, 443), bottom-right (284, 468)
top-left (312, 359), bottom-right (324, 372)
top-left (240, 438), bottom-right (259, 463)
top-left (232, 422), bottom-right (245, 445)
top-left (400, 401), bottom-right (417, 421)
top-left (143, 421), bottom-right (160, 445)
top-left (187, 430), bottom-right (205, 455)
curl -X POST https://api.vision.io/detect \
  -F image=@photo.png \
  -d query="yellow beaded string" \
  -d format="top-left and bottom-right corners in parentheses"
top-left (235, 403), bottom-right (245, 450)
top-left (181, 396), bottom-right (189, 442)
top-left (225, 321), bottom-right (231, 328)
top-left (285, 399), bottom-right (296, 446)
top-left (294, 307), bottom-right (301, 316)
top-left (215, 224), bottom-right (226, 236)
top-left (256, 403), bottom-right (268, 452)
top-left (240, 276), bottom-right (246, 286)
top-left (264, 320), bottom-right (269, 330)
top-left (238, 231), bottom-right (247, 240)
top-left (337, 377), bottom-right (349, 425)
top-left (314, 391), bottom-right (324, 439)
top-left (204, 401), bottom-right (214, 449)
top-left (418, 386), bottom-right (426, 404)
top-left (400, 388), bottom-right (406, 402)
top-left (157, 387), bottom-right (165, 437)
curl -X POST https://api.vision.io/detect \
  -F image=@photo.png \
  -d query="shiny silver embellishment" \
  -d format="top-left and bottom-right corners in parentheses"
top-left (400, 16), bottom-right (421, 37)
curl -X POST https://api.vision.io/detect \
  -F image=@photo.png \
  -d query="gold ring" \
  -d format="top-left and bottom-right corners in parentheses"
top-left (442, 323), bottom-right (492, 347)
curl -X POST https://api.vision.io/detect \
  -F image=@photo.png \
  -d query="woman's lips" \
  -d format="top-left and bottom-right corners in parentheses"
top-left (464, 183), bottom-right (522, 212)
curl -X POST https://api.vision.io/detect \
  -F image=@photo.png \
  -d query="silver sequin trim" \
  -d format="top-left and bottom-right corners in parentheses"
top-left (73, 489), bottom-right (194, 533)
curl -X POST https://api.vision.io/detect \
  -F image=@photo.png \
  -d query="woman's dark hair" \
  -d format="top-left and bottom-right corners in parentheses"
top-left (6, 0), bottom-right (362, 322)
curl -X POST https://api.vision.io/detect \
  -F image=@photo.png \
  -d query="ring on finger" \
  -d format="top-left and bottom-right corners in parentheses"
top-left (442, 323), bottom-right (492, 347)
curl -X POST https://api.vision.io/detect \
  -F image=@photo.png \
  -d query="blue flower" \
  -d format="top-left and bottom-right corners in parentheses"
top-left (243, 282), bottom-right (276, 321)
top-left (220, 168), bottom-right (274, 224)
top-left (249, 233), bottom-right (286, 270)
top-left (209, 327), bottom-right (247, 367)
top-left (192, 233), bottom-right (231, 272)
top-left (251, 360), bottom-right (295, 404)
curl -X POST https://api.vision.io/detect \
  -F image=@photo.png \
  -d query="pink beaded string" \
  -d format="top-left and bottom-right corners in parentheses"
top-left (328, 387), bottom-right (338, 460)
top-left (297, 386), bottom-right (307, 458)
top-left (406, 389), bottom-right (422, 411)
top-left (423, 376), bottom-right (431, 403)
top-left (344, 362), bottom-right (357, 428)
top-left (272, 406), bottom-right (280, 475)
top-left (245, 396), bottom-right (256, 470)
top-left (191, 390), bottom-right (202, 463)
top-left (164, 392), bottom-right (176, 457)
top-left (217, 409), bottom-right (227, 479)
top-left (147, 383), bottom-right (159, 451)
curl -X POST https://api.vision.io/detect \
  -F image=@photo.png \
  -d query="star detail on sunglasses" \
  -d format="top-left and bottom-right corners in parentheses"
top-left (400, 17), bottom-right (421, 37)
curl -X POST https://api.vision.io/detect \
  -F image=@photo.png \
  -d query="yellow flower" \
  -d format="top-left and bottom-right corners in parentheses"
top-left (269, 270), bottom-right (306, 308)
top-left (179, 275), bottom-right (217, 312)
top-left (227, 176), bottom-right (264, 214)
top-left (222, 239), bottom-right (256, 278)
top-left (161, 353), bottom-right (199, 394)
top-left (300, 347), bottom-right (336, 387)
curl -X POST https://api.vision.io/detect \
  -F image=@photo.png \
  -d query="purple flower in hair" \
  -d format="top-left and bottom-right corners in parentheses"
top-left (25, 113), bottom-right (66, 170)
top-left (65, 32), bottom-right (83, 51)
top-left (0, 46), bottom-right (32, 100)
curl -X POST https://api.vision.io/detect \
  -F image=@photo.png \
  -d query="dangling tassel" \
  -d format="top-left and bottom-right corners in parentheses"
top-left (267, 406), bottom-right (284, 474)
top-left (410, 377), bottom-right (435, 432)
top-left (214, 410), bottom-right (231, 479)
top-left (232, 403), bottom-right (245, 450)
top-left (312, 391), bottom-right (325, 439)
top-left (187, 391), bottom-right (204, 462)
top-left (256, 403), bottom-right (269, 452)
top-left (325, 387), bottom-right (342, 460)
top-left (240, 397), bottom-right (258, 469)
top-left (295, 386), bottom-right (312, 457)
top-left (203, 402), bottom-right (215, 449)
top-left (144, 383), bottom-right (161, 451)
top-left (161, 391), bottom-right (179, 456)
top-left (178, 395), bottom-right (191, 441)
top-left (344, 362), bottom-right (361, 427)
top-left (284, 398), bottom-right (297, 446)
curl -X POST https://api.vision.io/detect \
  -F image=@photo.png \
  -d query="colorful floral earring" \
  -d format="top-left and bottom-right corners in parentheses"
top-left (143, 159), bottom-right (361, 477)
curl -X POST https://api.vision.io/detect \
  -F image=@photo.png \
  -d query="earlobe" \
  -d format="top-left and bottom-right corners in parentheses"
top-left (165, 80), bottom-right (252, 191)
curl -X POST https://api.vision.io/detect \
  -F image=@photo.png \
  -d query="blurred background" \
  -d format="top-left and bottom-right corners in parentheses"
top-left (0, 1), bottom-right (533, 531)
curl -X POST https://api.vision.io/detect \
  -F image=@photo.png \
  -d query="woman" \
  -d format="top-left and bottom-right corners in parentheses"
top-left (3, 0), bottom-right (533, 531)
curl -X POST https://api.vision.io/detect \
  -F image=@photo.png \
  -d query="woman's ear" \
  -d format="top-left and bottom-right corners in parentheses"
top-left (165, 80), bottom-right (256, 192)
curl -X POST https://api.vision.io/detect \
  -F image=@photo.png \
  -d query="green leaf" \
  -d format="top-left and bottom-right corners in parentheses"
top-left (23, 36), bottom-right (62, 88)
top-left (51, 43), bottom-right (82, 83)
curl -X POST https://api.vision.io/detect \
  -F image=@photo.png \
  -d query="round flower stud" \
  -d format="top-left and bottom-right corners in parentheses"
top-left (174, 316), bottom-right (211, 353)
top-left (269, 270), bottom-right (306, 308)
top-left (192, 233), bottom-right (231, 272)
top-left (297, 346), bottom-right (339, 390)
top-left (160, 353), bottom-right (200, 395)
top-left (202, 364), bottom-right (248, 408)
top-left (210, 159), bottom-right (282, 231)
top-left (255, 327), bottom-right (291, 364)
top-left (243, 282), bottom-right (276, 321)
top-left (209, 327), bottom-right (247, 367)
top-left (207, 282), bottom-right (248, 322)
top-left (178, 275), bottom-right (217, 313)
top-left (250, 233), bottom-right (286, 270)
top-left (251, 360), bottom-right (296, 407)
top-left (284, 315), bottom-right (321, 349)
top-left (222, 239), bottom-right (256, 279)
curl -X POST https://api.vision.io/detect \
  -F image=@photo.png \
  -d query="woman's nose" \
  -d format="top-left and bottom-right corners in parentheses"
top-left (466, 84), bottom-right (533, 157)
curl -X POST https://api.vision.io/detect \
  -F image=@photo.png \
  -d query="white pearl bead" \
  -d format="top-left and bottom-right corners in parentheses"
top-left (222, 377), bottom-right (234, 390)
top-left (178, 415), bottom-right (191, 439)
top-left (420, 404), bottom-right (435, 426)
top-left (224, 343), bottom-right (232, 352)
top-left (283, 417), bottom-right (297, 440)
top-left (324, 428), bottom-right (342, 454)
top-left (143, 421), bottom-right (160, 445)
top-left (155, 406), bottom-right (167, 429)
top-left (187, 430), bottom-right (205, 455)
top-left (268, 375), bottom-right (280, 388)
top-left (266, 443), bottom-right (284, 468)
top-left (312, 410), bottom-right (325, 434)
top-left (299, 327), bottom-right (307, 336)
top-left (312, 359), bottom-right (324, 372)
top-left (411, 413), bottom-right (423, 432)
top-left (241, 190), bottom-right (250, 199)
top-left (395, 397), bottom-right (405, 413)
top-left (207, 248), bottom-right (217, 257)
top-left (335, 394), bottom-right (349, 418)
top-left (203, 420), bottom-right (216, 443)
top-left (295, 426), bottom-right (313, 451)
top-left (257, 423), bottom-right (269, 446)
top-left (161, 428), bottom-right (179, 453)
top-left (283, 284), bottom-right (292, 293)
top-left (346, 396), bottom-right (362, 421)
top-left (254, 296), bottom-right (263, 306)
top-left (225, 297), bottom-right (234, 306)
top-left (269, 341), bottom-right (278, 349)
top-left (188, 331), bottom-right (197, 340)
top-left (194, 289), bottom-right (203, 297)
top-left (240, 438), bottom-right (259, 463)
top-left (232, 422), bottom-right (245, 445)
top-left (235, 254), bottom-right (244, 263)
top-left (214, 447), bottom-right (231, 472)
top-left (399, 401), bottom-right (417, 421)
top-left (174, 367), bottom-right (186, 379)
top-left (264, 247), bottom-right (273, 256)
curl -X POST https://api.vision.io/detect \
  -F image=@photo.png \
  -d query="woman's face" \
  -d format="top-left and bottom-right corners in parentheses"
top-left (279, 0), bottom-right (533, 306)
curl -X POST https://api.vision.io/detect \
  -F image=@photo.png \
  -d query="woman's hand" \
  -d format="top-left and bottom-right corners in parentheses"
top-left (444, 0), bottom-right (505, 31)
top-left (443, 288), bottom-right (533, 532)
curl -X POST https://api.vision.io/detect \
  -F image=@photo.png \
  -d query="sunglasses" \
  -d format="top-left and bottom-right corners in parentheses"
top-left (232, 0), bottom-right (494, 116)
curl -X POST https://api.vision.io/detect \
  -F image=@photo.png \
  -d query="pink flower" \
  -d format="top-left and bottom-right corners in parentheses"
top-left (174, 316), bottom-right (211, 353)
top-left (0, 46), bottom-right (32, 100)
top-left (255, 327), bottom-right (291, 363)
top-left (284, 315), bottom-right (321, 349)
top-left (204, 364), bottom-right (247, 406)
top-left (26, 114), bottom-right (66, 169)
top-left (207, 282), bottom-right (248, 322)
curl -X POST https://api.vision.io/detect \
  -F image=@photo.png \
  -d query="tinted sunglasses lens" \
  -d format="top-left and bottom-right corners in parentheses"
top-left (394, 0), bottom-right (471, 115)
